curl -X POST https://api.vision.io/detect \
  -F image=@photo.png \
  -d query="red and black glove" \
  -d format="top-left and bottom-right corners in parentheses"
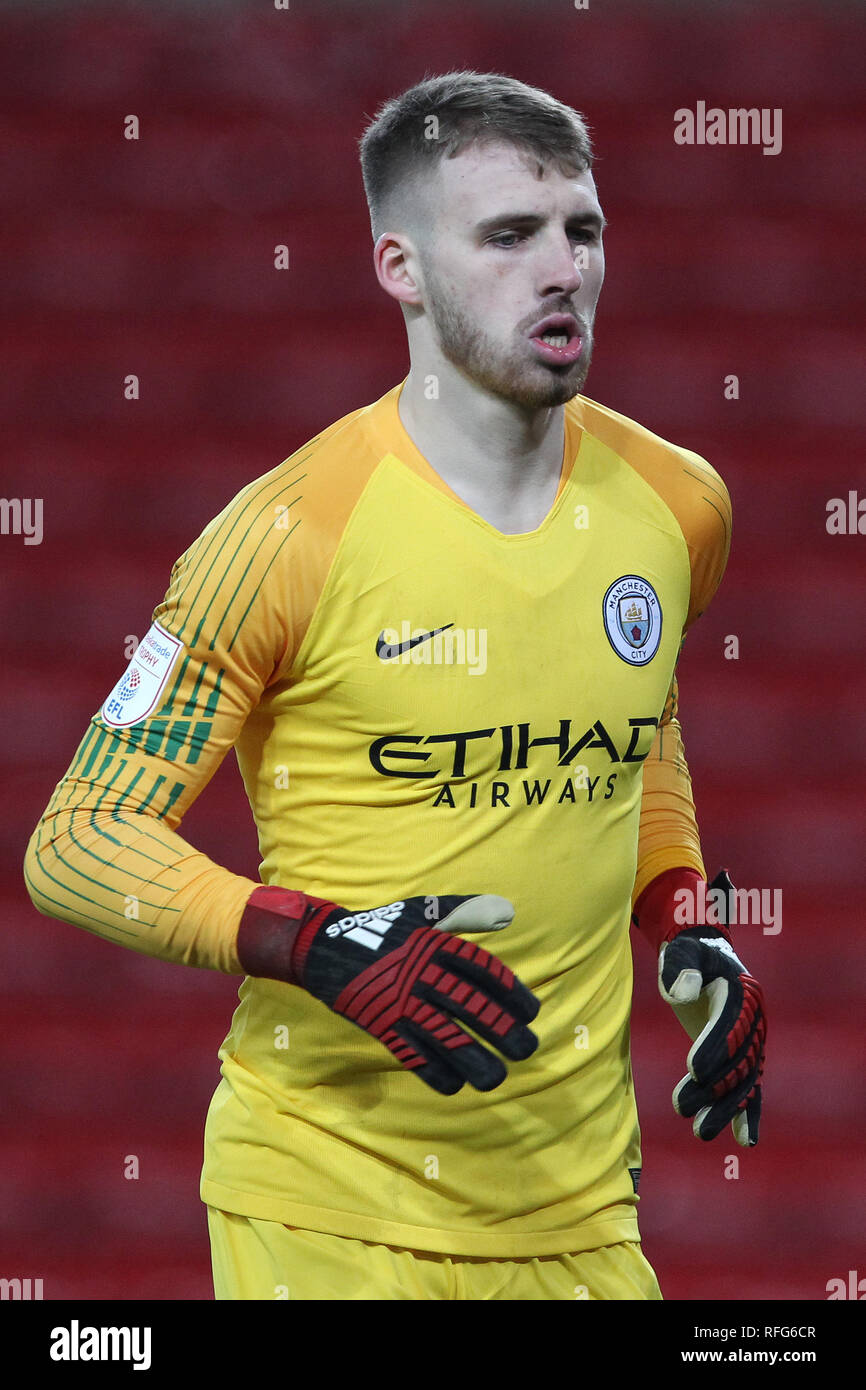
top-left (237, 887), bottom-right (540, 1096)
top-left (633, 868), bottom-right (767, 1146)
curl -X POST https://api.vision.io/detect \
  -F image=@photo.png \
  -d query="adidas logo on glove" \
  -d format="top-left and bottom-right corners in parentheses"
top-left (325, 902), bottom-right (406, 950)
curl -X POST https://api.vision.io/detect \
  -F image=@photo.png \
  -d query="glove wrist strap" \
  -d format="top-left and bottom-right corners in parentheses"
top-left (236, 886), bottom-right (336, 985)
top-left (633, 867), bottom-right (733, 953)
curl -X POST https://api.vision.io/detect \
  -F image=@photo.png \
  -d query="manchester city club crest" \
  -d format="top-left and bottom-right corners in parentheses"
top-left (602, 575), bottom-right (663, 665)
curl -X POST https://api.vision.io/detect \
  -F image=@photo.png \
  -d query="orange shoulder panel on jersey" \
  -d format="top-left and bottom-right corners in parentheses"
top-left (575, 395), bottom-right (732, 630)
top-left (569, 397), bottom-right (732, 906)
top-left (154, 398), bottom-right (389, 713)
top-left (23, 401), bottom-right (390, 972)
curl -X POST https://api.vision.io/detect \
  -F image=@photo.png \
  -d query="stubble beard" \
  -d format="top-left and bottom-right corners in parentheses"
top-left (425, 270), bottom-right (594, 410)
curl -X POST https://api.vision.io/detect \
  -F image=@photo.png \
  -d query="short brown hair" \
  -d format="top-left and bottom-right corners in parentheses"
top-left (359, 70), bottom-right (594, 241)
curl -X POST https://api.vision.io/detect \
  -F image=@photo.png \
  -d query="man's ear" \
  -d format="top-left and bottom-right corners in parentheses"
top-left (373, 231), bottom-right (424, 308)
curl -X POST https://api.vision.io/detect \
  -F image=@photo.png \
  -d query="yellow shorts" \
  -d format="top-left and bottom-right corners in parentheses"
top-left (207, 1207), bottom-right (662, 1301)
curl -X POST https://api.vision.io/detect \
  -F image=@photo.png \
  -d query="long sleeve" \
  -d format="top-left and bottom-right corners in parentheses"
top-left (23, 467), bottom-right (303, 974)
top-left (631, 670), bottom-right (705, 908)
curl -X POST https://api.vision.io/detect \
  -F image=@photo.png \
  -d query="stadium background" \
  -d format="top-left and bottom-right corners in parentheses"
top-left (2, 0), bottom-right (864, 1300)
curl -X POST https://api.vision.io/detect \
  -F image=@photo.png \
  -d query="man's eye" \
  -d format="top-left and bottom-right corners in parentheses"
top-left (490, 233), bottom-right (523, 248)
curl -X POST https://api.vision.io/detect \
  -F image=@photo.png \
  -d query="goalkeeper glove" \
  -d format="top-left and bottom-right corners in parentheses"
top-left (633, 867), bottom-right (766, 1147)
top-left (236, 887), bottom-right (540, 1096)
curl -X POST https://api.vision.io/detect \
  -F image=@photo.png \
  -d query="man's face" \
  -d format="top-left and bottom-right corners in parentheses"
top-left (416, 140), bottom-right (605, 410)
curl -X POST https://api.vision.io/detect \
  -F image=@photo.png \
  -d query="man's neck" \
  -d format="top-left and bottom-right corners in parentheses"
top-left (397, 365), bottom-right (568, 535)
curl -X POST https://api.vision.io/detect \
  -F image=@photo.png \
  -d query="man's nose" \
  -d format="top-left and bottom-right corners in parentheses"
top-left (537, 233), bottom-right (584, 298)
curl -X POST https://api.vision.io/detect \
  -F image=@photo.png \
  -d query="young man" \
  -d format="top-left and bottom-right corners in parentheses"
top-left (24, 71), bottom-right (765, 1301)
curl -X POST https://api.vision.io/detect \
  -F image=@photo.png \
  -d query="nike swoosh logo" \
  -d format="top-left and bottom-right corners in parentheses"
top-left (376, 624), bottom-right (454, 660)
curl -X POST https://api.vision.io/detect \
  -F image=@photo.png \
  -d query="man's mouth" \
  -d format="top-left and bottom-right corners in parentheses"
top-left (527, 314), bottom-right (584, 365)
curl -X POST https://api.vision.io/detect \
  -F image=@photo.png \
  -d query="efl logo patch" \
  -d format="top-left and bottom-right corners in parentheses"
top-left (101, 622), bottom-right (183, 728)
top-left (602, 576), bottom-right (662, 666)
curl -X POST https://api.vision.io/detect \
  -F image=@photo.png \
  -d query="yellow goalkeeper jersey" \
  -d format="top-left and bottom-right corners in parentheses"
top-left (24, 378), bottom-right (731, 1257)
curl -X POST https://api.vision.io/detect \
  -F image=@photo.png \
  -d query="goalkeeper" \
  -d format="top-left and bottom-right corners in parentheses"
top-left (24, 71), bottom-right (766, 1301)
